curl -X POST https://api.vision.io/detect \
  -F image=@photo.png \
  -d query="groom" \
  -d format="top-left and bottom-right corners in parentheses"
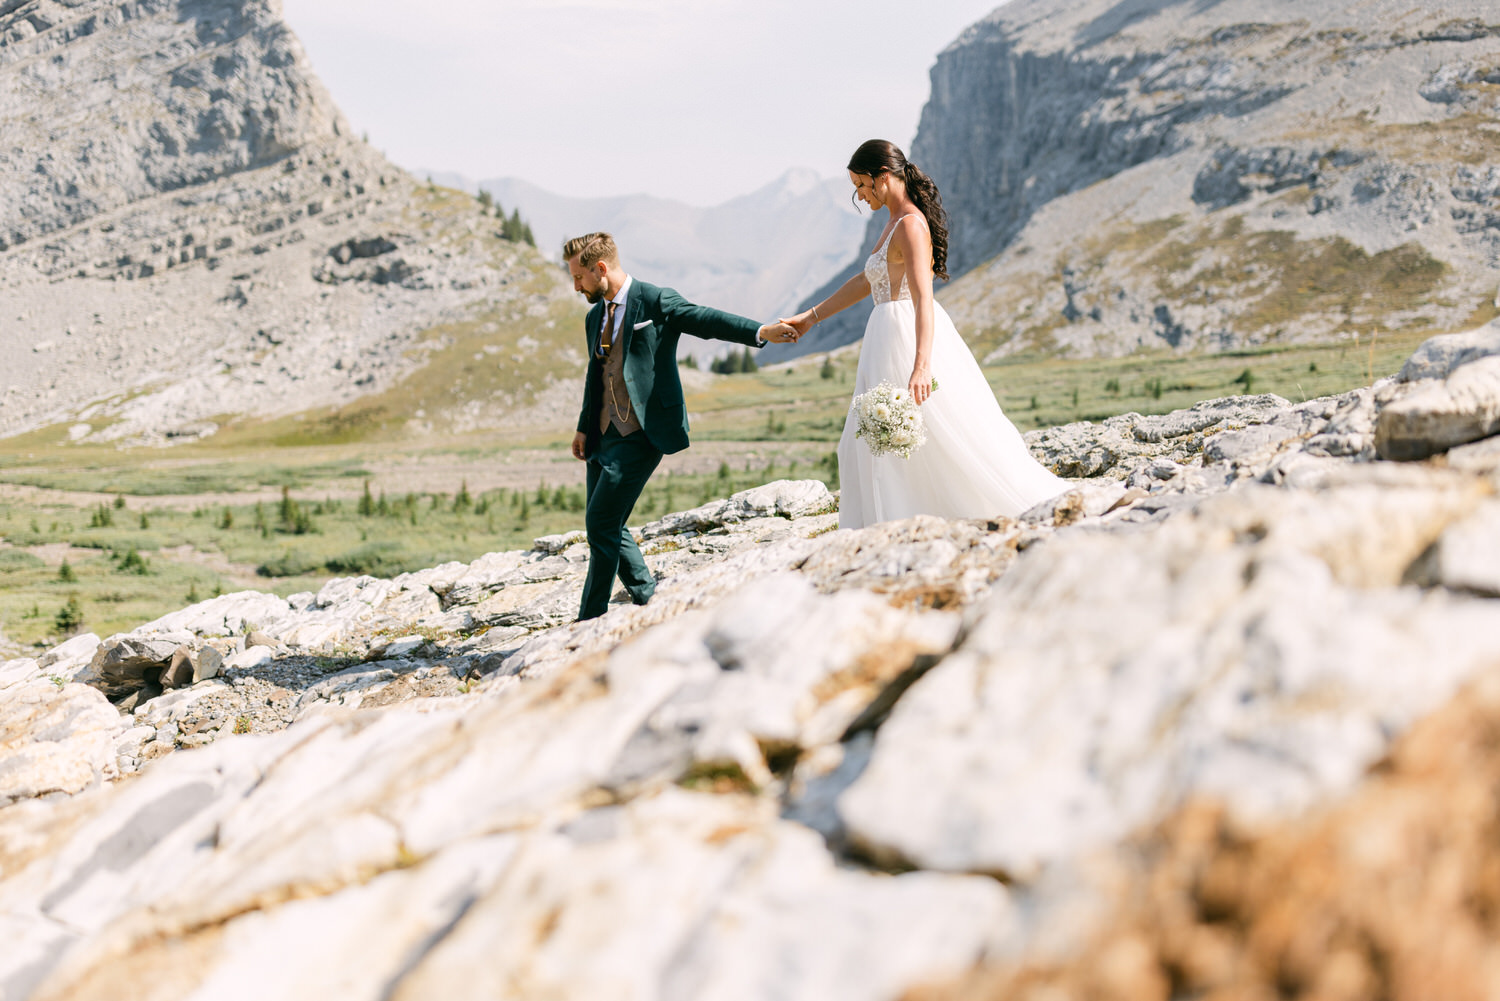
top-left (564, 232), bottom-right (796, 620)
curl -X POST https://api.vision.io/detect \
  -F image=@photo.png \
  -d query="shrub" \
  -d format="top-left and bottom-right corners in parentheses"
top-left (0, 550), bottom-right (44, 572)
top-left (820, 356), bottom-right (836, 380)
top-left (257, 551), bottom-right (322, 578)
top-left (325, 542), bottom-right (418, 577)
top-left (57, 558), bottom-right (76, 583)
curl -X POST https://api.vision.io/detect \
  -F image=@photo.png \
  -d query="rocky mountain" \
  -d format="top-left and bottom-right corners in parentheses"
top-left (0, 0), bottom-right (578, 444)
top-left (4, 320), bottom-right (1500, 999)
top-left (423, 168), bottom-right (867, 361)
top-left (770, 0), bottom-right (1500, 364)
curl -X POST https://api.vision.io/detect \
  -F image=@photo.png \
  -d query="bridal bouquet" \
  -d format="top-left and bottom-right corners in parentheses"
top-left (851, 381), bottom-right (931, 459)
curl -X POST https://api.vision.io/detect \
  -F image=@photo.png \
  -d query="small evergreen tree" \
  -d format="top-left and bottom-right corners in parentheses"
top-left (57, 559), bottom-right (75, 583)
top-left (358, 480), bottom-right (376, 517)
top-left (118, 548), bottom-right (150, 575)
top-left (219, 507), bottom-right (234, 530)
top-left (55, 595), bottom-right (84, 635)
top-left (740, 347), bottom-right (759, 373)
top-left (453, 479), bottom-right (472, 512)
top-left (113, 494), bottom-right (126, 510)
top-left (820, 356), bottom-right (836, 380)
top-left (680, 354), bottom-right (699, 370)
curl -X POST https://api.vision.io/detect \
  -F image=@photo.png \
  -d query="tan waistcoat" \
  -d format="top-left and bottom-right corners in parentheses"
top-left (598, 303), bottom-right (642, 435)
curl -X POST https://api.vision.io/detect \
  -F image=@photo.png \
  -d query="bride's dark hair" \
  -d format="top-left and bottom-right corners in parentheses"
top-left (847, 139), bottom-right (950, 281)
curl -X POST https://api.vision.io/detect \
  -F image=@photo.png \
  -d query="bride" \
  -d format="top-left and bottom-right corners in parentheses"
top-left (784, 139), bottom-right (1070, 530)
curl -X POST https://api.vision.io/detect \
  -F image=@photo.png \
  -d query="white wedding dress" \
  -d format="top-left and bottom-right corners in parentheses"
top-left (836, 215), bottom-right (1071, 529)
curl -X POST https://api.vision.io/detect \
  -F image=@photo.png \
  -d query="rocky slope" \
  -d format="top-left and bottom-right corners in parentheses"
top-left (772, 0), bottom-right (1500, 363)
top-left (0, 0), bottom-right (578, 444)
top-left (3, 323), bottom-right (1500, 999)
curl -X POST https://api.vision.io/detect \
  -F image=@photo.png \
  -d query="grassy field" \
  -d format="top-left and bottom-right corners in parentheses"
top-left (688, 324), bottom-right (1440, 442)
top-left (0, 459), bottom-right (831, 648)
top-left (0, 323), bottom-right (1451, 651)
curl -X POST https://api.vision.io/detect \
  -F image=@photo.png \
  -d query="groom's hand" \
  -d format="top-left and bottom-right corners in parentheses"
top-left (758, 321), bottom-right (798, 344)
top-left (571, 431), bottom-right (587, 460)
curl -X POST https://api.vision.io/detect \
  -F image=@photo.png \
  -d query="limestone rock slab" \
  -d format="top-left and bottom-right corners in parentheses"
top-left (839, 483), bottom-right (1500, 879)
top-left (0, 681), bottom-right (125, 804)
top-left (388, 790), bottom-right (1010, 1001)
top-left (1377, 355), bottom-right (1500, 460)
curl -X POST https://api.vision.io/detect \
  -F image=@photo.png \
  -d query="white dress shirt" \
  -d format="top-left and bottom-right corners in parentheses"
top-left (603, 275), bottom-right (632, 344)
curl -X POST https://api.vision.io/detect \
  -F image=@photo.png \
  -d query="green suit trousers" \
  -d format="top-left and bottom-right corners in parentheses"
top-left (579, 426), bottom-right (661, 620)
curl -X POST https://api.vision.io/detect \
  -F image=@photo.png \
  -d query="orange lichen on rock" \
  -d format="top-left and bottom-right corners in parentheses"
top-left (910, 667), bottom-right (1500, 1001)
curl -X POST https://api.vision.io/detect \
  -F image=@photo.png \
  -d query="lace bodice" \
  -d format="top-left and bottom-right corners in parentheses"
top-left (865, 214), bottom-right (922, 305)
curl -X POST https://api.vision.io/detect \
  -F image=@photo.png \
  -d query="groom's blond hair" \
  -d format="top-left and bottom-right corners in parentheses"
top-left (562, 232), bottom-right (618, 269)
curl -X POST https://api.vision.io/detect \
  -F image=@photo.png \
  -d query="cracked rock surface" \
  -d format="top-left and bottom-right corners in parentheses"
top-left (6, 332), bottom-right (1500, 998)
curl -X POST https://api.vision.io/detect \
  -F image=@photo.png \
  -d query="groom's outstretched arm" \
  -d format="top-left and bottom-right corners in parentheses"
top-left (659, 288), bottom-right (796, 345)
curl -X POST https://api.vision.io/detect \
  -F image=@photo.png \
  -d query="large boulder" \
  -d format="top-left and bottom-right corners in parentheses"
top-left (1376, 355), bottom-right (1500, 460)
top-left (0, 678), bottom-right (126, 804)
top-left (82, 633), bottom-right (193, 700)
top-left (1398, 323), bottom-right (1500, 382)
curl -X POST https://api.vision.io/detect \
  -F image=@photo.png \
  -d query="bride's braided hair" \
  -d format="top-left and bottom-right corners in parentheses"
top-left (848, 139), bottom-right (950, 281)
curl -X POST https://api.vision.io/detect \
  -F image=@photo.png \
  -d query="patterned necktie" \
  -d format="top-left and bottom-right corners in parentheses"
top-left (599, 300), bottom-right (617, 357)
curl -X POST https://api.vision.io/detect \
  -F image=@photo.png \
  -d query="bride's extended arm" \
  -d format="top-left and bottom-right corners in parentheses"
top-left (898, 218), bottom-right (937, 405)
top-left (781, 271), bottom-right (870, 338)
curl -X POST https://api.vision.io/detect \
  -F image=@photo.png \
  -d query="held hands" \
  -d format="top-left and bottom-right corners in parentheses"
top-left (758, 321), bottom-right (798, 344)
top-left (780, 310), bottom-right (816, 340)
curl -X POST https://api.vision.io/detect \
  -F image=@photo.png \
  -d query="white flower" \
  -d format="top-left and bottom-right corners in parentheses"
top-left (851, 381), bottom-right (928, 459)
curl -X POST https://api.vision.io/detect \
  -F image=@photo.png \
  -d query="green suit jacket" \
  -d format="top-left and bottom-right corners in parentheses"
top-left (577, 279), bottom-right (762, 457)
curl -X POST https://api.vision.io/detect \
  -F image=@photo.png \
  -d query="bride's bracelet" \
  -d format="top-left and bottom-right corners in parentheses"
top-left (810, 306), bottom-right (821, 325)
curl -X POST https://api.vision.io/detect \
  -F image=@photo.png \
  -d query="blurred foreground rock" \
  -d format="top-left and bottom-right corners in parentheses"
top-left (5, 331), bottom-right (1500, 999)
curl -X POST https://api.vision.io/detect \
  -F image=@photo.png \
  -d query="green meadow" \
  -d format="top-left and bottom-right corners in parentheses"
top-left (0, 321), bottom-right (1444, 650)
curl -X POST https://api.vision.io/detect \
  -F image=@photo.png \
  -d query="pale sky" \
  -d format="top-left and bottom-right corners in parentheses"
top-left (280, 0), bottom-right (1006, 206)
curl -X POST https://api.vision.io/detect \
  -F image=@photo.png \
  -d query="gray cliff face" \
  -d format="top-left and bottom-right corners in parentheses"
top-left (773, 0), bottom-right (1500, 363)
top-left (0, 0), bottom-right (576, 442)
top-left (0, 0), bottom-right (346, 249)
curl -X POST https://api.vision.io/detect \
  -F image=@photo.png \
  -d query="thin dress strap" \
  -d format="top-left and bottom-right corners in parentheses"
top-left (878, 213), bottom-right (925, 252)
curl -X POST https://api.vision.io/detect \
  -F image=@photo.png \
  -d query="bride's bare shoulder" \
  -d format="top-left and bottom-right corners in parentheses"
top-left (888, 214), bottom-right (931, 258)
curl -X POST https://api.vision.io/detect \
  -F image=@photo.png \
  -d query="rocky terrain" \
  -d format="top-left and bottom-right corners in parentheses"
top-left (773, 0), bottom-right (1500, 363)
top-left (2, 322), bottom-right (1500, 999)
top-left (0, 0), bottom-right (579, 444)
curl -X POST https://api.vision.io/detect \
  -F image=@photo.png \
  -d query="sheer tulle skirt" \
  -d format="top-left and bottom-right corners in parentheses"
top-left (837, 300), bottom-right (1070, 529)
